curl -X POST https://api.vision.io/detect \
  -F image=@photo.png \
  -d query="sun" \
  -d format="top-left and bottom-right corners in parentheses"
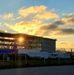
top-left (18, 37), bottom-right (24, 43)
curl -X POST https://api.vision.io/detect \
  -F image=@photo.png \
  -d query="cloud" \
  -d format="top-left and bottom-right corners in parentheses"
top-left (5, 20), bottom-right (42, 34)
top-left (3, 13), bottom-right (13, 19)
top-left (5, 21), bottom-right (55, 36)
top-left (53, 20), bottom-right (65, 25)
top-left (56, 42), bottom-right (74, 49)
top-left (5, 19), bottom-right (74, 37)
top-left (59, 28), bottom-right (74, 34)
top-left (40, 20), bottom-right (64, 30)
top-left (0, 29), bottom-right (7, 33)
top-left (34, 20), bottom-right (74, 36)
top-left (52, 28), bottom-right (74, 36)
top-left (18, 5), bottom-right (58, 20)
top-left (34, 11), bottom-right (59, 20)
top-left (16, 16), bottom-right (22, 20)
top-left (0, 22), bottom-right (2, 26)
top-left (3, 8), bottom-right (74, 37)
top-left (18, 5), bottom-right (46, 18)
top-left (62, 13), bottom-right (74, 25)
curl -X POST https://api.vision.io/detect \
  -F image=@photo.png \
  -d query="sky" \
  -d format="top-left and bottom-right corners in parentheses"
top-left (0, 0), bottom-right (74, 51)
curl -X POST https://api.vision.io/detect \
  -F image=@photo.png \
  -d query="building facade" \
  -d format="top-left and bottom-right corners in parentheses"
top-left (0, 32), bottom-right (56, 53)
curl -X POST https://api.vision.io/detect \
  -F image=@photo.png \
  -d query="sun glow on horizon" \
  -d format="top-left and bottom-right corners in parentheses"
top-left (18, 30), bottom-right (25, 33)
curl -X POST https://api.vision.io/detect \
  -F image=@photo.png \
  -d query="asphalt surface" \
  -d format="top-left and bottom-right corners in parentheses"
top-left (0, 66), bottom-right (74, 75)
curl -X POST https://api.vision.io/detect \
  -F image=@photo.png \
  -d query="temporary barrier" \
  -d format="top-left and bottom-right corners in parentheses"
top-left (0, 49), bottom-right (17, 54)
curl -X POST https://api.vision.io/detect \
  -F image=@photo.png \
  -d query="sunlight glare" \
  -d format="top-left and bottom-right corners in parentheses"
top-left (19, 37), bottom-right (24, 42)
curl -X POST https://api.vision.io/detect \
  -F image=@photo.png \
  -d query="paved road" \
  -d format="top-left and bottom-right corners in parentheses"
top-left (0, 66), bottom-right (74, 75)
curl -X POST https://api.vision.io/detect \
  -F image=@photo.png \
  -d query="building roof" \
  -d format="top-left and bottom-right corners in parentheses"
top-left (0, 32), bottom-right (56, 41)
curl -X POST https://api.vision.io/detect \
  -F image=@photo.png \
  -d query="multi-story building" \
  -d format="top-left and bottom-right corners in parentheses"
top-left (0, 32), bottom-right (56, 53)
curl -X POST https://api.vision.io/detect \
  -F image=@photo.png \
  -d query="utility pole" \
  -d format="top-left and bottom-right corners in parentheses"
top-left (70, 48), bottom-right (73, 64)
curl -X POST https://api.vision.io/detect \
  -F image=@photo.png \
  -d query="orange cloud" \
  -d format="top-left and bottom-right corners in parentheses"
top-left (34, 11), bottom-right (59, 20)
top-left (0, 29), bottom-right (7, 33)
top-left (62, 18), bottom-right (74, 25)
top-left (0, 22), bottom-right (2, 26)
top-left (3, 13), bottom-right (13, 19)
top-left (5, 20), bottom-right (74, 37)
top-left (62, 13), bottom-right (74, 25)
top-left (56, 42), bottom-right (74, 51)
top-left (4, 20), bottom-right (42, 34)
top-left (16, 16), bottom-right (22, 20)
top-left (18, 5), bottom-right (58, 20)
top-left (18, 5), bottom-right (46, 17)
